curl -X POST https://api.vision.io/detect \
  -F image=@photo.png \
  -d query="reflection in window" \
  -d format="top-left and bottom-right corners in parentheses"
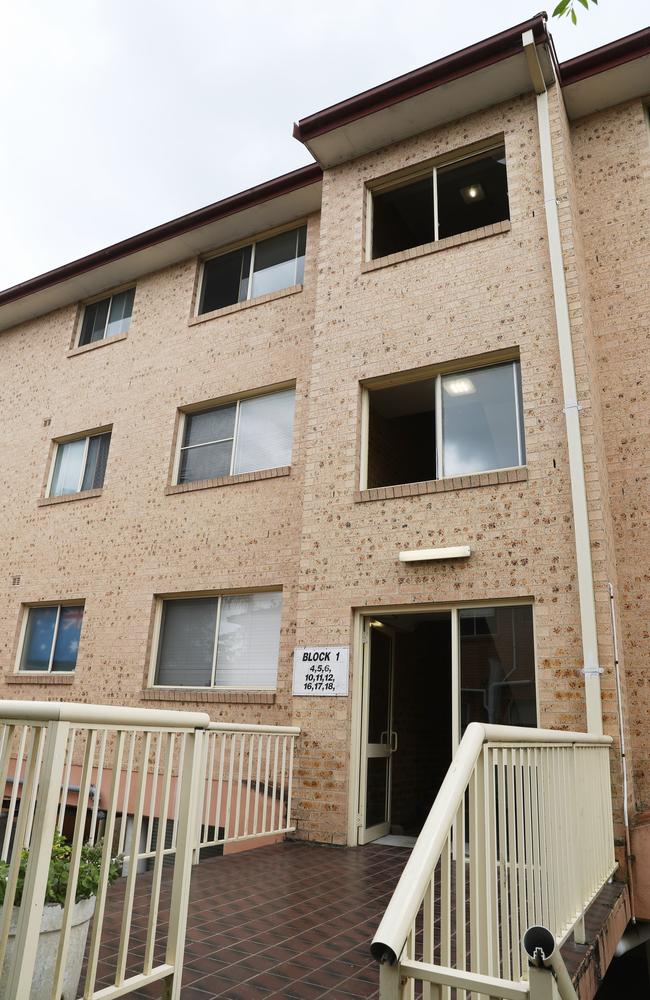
top-left (79, 288), bottom-right (135, 346)
top-left (19, 605), bottom-right (84, 672)
top-left (178, 389), bottom-right (295, 484)
top-left (199, 226), bottom-right (306, 314)
top-left (460, 605), bottom-right (536, 733)
top-left (50, 432), bottom-right (111, 497)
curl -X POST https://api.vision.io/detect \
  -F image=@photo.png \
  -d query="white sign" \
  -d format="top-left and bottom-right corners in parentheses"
top-left (292, 647), bottom-right (349, 696)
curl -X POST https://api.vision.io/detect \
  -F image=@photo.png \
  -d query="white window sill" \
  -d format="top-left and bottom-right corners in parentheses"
top-left (189, 284), bottom-right (303, 325)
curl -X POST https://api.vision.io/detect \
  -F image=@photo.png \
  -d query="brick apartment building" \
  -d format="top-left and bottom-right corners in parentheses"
top-left (0, 14), bottom-right (648, 914)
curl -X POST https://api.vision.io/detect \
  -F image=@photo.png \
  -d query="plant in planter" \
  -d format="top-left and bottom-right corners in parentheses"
top-left (0, 831), bottom-right (122, 1000)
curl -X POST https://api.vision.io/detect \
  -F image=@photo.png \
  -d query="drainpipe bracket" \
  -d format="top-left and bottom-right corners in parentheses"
top-left (581, 666), bottom-right (604, 677)
top-left (563, 400), bottom-right (583, 413)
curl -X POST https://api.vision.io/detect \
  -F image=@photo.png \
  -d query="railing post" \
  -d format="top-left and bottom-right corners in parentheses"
top-left (164, 725), bottom-right (205, 1000)
top-left (5, 719), bottom-right (70, 998)
top-left (528, 966), bottom-right (561, 1000)
top-left (379, 960), bottom-right (403, 1000)
top-left (192, 728), bottom-right (207, 865)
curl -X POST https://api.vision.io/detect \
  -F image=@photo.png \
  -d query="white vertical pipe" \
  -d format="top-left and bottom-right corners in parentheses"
top-left (522, 30), bottom-right (603, 735)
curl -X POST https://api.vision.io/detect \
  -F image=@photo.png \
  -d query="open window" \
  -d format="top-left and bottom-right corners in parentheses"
top-left (198, 226), bottom-right (306, 314)
top-left (78, 288), bottom-right (135, 346)
top-left (370, 143), bottom-right (508, 260)
top-left (363, 359), bottom-right (524, 489)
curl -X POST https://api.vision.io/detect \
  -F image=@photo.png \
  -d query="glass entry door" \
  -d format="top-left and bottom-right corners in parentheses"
top-left (359, 624), bottom-right (395, 844)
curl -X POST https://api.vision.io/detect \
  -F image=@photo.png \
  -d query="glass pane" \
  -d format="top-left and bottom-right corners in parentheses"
top-left (79, 298), bottom-right (110, 345)
top-left (460, 605), bottom-right (536, 734)
top-left (437, 146), bottom-right (509, 240)
top-left (51, 606), bottom-right (84, 672)
top-left (233, 390), bottom-right (295, 474)
top-left (20, 607), bottom-right (57, 671)
top-left (250, 228), bottom-right (302, 298)
top-left (199, 247), bottom-right (250, 313)
top-left (105, 288), bottom-right (135, 338)
top-left (368, 628), bottom-right (392, 743)
top-left (372, 175), bottom-right (434, 259)
top-left (442, 362), bottom-right (522, 477)
top-left (82, 432), bottom-right (111, 490)
top-left (365, 757), bottom-right (389, 829)
top-left (50, 438), bottom-right (86, 496)
top-left (214, 592), bottom-right (282, 688)
top-left (179, 441), bottom-right (233, 483)
top-left (183, 405), bottom-right (236, 447)
top-left (155, 598), bottom-right (218, 687)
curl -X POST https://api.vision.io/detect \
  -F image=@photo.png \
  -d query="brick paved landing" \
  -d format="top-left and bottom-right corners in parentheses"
top-left (91, 841), bottom-right (628, 1000)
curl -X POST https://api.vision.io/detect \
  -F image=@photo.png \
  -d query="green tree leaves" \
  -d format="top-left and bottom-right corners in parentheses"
top-left (553, 0), bottom-right (599, 26)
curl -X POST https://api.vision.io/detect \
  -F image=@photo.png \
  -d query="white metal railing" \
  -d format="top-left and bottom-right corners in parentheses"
top-left (0, 701), bottom-right (300, 999)
top-left (372, 723), bottom-right (615, 1000)
top-left (196, 721), bottom-right (299, 855)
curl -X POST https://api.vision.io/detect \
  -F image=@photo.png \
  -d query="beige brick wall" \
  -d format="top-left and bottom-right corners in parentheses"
top-left (571, 98), bottom-right (650, 811)
top-left (0, 85), bottom-right (645, 853)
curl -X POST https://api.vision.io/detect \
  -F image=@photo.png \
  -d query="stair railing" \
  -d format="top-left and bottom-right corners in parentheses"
top-left (372, 723), bottom-right (615, 1000)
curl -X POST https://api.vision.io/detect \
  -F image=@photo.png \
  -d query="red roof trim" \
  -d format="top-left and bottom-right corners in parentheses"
top-left (559, 26), bottom-right (650, 86)
top-left (293, 14), bottom-right (549, 143)
top-left (0, 162), bottom-right (322, 307)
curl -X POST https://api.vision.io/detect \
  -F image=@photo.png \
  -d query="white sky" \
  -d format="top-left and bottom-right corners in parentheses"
top-left (1, 1), bottom-right (647, 289)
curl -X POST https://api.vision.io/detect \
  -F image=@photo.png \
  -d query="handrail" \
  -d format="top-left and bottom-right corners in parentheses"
top-left (0, 698), bottom-right (211, 730)
top-left (372, 722), bottom-right (612, 966)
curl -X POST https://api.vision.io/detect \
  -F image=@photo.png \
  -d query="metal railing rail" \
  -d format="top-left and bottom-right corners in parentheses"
top-left (372, 723), bottom-right (615, 1000)
top-left (195, 721), bottom-right (300, 856)
top-left (0, 701), bottom-right (301, 1000)
top-left (0, 700), bottom-right (209, 1000)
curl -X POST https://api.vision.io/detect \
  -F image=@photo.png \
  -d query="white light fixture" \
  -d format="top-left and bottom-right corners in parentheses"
top-left (443, 376), bottom-right (476, 396)
top-left (399, 546), bottom-right (471, 562)
top-left (460, 182), bottom-right (485, 204)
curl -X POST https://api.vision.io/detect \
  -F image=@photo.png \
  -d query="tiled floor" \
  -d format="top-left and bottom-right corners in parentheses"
top-left (89, 841), bottom-right (628, 1000)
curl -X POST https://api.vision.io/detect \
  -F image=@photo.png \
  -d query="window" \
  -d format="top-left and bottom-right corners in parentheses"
top-left (198, 226), bottom-right (306, 314)
top-left (79, 288), bottom-right (135, 346)
top-left (370, 144), bottom-right (508, 259)
top-left (460, 605), bottom-right (536, 731)
top-left (177, 388), bottom-right (295, 484)
top-left (49, 431), bottom-right (111, 497)
top-left (364, 360), bottom-right (524, 489)
top-left (19, 605), bottom-right (84, 673)
top-left (154, 592), bottom-right (282, 689)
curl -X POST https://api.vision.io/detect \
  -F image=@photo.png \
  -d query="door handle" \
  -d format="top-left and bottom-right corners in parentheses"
top-left (380, 730), bottom-right (389, 745)
top-left (390, 731), bottom-right (398, 753)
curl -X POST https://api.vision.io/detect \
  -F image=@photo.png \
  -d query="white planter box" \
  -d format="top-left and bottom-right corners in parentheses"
top-left (0, 895), bottom-right (96, 1000)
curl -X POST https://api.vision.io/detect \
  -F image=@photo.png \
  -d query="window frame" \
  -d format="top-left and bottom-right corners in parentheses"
top-left (148, 589), bottom-right (283, 691)
top-left (76, 284), bottom-right (136, 348)
top-left (359, 355), bottom-right (524, 490)
top-left (47, 427), bottom-right (112, 498)
top-left (365, 137), bottom-right (507, 263)
top-left (195, 222), bottom-right (307, 317)
top-left (172, 383), bottom-right (296, 486)
top-left (15, 601), bottom-right (85, 675)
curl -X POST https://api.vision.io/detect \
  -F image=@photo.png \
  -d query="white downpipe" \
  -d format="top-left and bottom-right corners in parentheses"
top-left (608, 581), bottom-right (636, 921)
top-left (523, 31), bottom-right (603, 736)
